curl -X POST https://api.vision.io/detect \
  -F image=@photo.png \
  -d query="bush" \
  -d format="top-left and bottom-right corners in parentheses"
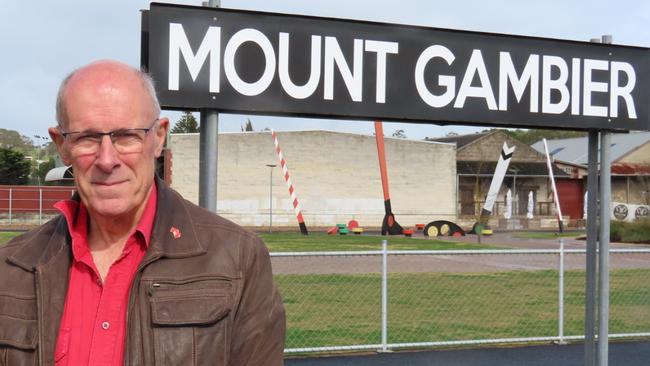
top-left (611, 219), bottom-right (650, 244)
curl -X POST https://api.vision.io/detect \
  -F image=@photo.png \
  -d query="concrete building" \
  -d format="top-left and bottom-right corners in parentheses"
top-left (167, 130), bottom-right (457, 229)
top-left (430, 130), bottom-right (569, 229)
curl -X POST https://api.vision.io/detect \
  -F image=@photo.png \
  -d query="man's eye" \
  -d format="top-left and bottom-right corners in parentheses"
top-left (75, 134), bottom-right (102, 143)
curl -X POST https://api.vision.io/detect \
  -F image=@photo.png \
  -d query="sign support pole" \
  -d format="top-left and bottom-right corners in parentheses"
top-left (584, 129), bottom-right (599, 366)
top-left (598, 131), bottom-right (611, 366)
top-left (596, 34), bottom-right (613, 366)
top-left (198, 0), bottom-right (220, 212)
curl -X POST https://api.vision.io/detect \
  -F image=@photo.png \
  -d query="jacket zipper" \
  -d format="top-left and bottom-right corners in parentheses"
top-left (123, 252), bottom-right (162, 366)
top-left (34, 268), bottom-right (44, 366)
top-left (148, 277), bottom-right (232, 296)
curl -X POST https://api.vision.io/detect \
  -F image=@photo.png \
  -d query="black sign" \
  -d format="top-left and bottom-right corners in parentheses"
top-left (143, 3), bottom-right (650, 131)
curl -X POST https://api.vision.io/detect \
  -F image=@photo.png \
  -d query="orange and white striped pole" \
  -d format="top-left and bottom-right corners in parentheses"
top-left (271, 130), bottom-right (309, 235)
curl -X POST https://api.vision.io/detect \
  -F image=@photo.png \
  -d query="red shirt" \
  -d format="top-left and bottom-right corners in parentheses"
top-left (53, 185), bottom-right (157, 366)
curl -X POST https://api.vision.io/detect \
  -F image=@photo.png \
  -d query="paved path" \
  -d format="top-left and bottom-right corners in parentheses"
top-left (271, 232), bottom-right (650, 275)
top-left (285, 341), bottom-right (650, 366)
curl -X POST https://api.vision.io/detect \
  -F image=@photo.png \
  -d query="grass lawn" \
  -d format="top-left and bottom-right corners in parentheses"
top-left (277, 268), bottom-right (650, 350)
top-left (2, 231), bottom-right (491, 251)
top-left (513, 231), bottom-right (585, 240)
top-left (0, 232), bottom-right (21, 246)
top-left (259, 232), bottom-right (493, 252)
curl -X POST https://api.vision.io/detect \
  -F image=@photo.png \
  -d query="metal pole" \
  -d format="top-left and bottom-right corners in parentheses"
top-left (8, 189), bottom-right (12, 225)
top-left (558, 239), bottom-right (565, 344)
top-left (585, 129), bottom-right (599, 366)
top-left (266, 164), bottom-right (276, 233)
top-left (198, 0), bottom-right (220, 212)
top-left (597, 34), bottom-right (613, 366)
top-left (381, 239), bottom-right (388, 352)
top-left (598, 131), bottom-right (611, 366)
top-left (513, 172), bottom-right (517, 215)
top-left (39, 189), bottom-right (43, 225)
top-left (269, 167), bottom-right (273, 233)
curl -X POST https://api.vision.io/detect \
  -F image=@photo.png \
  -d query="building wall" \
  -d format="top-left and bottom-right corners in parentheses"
top-left (618, 142), bottom-right (650, 165)
top-left (612, 176), bottom-right (650, 205)
top-left (168, 131), bottom-right (457, 228)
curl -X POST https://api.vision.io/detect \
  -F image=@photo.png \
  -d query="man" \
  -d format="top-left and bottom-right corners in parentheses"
top-left (0, 60), bottom-right (285, 365)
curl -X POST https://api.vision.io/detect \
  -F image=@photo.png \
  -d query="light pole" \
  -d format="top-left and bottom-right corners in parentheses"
top-left (509, 166), bottom-right (520, 215)
top-left (266, 164), bottom-right (276, 233)
top-left (33, 135), bottom-right (49, 186)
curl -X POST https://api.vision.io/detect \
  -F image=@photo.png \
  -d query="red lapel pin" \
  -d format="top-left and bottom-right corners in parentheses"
top-left (170, 227), bottom-right (182, 239)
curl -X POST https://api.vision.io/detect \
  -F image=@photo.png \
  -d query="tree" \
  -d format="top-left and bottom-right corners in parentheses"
top-left (36, 157), bottom-right (56, 186)
top-left (241, 118), bottom-right (254, 132)
top-left (0, 148), bottom-right (31, 185)
top-left (171, 112), bottom-right (199, 133)
top-left (0, 128), bottom-right (33, 152)
top-left (503, 128), bottom-right (587, 145)
top-left (391, 129), bottom-right (407, 139)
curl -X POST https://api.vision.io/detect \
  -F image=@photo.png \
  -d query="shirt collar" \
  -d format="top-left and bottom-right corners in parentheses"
top-left (54, 182), bottom-right (158, 258)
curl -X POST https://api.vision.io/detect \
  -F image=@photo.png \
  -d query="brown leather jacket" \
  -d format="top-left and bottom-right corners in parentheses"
top-left (0, 179), bottom-right (286, 365)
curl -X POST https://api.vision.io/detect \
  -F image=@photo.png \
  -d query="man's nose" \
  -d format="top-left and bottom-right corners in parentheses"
top-left (95, 135), bottom-right (121, 171)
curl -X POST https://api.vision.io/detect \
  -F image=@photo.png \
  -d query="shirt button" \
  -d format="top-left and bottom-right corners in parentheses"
top-left (101, 321), bottom-right (110, 330)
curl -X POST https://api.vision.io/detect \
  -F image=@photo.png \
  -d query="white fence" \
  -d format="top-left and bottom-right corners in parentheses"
top-left (271, 242), bottom-right (650, 354)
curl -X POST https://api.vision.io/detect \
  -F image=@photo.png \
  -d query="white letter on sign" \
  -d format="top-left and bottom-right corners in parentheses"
top-left (498, 52), bottom-right (539, 113)
top-left (583, 59), bottom-right (609, 117)
top-left (414, 45), bottom-right (456, 108)
top-left (279, 33), bottom-right (321, 99)
top-left (454, 50), bottom-right (498, 110)
top-left (168, 23), bottom-right (221, 93)
top-left (365, 40), bottom-right (399, 103)
top-left (542, 56), bottom-right (570, 114)
top-left (610, 61), bottom-right (637, 119)
top-left (224, 28), bottom-right (276, 96)
top-left (324, 37), bottom-right (364, 102)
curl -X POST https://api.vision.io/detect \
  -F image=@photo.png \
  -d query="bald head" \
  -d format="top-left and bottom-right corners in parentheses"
top-left (55, 60), bottom-right (160, 128)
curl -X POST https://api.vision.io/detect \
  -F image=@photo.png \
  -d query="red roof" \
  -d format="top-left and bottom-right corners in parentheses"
top-left (611, 163), bottom-right (650, 175)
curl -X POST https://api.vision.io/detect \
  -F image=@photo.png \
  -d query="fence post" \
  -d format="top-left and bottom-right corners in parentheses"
top-left (558, 239), bottom-right (565, 344)
top-left (8, 189), bottom-right (12, 225)
top-left (39, 189), bottom-right (43, 225)
top-left (380, 239), bottom-right (389, 352)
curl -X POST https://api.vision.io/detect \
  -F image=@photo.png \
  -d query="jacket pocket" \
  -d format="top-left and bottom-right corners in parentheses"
top-left (149, 278), bottom-right (233, 366)
top-left (0, 315), bottom-right (38, 366)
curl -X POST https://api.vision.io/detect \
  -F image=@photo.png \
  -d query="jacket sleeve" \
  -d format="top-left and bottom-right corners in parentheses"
top-left (230, 236), bottom-right (286, 366)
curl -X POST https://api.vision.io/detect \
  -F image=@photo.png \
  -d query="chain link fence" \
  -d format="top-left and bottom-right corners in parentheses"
top-left (272, 245), bottom-right (650, 354)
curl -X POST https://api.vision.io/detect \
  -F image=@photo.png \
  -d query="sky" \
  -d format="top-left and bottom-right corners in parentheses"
top-left (1, 0), bottom-right (648, 144)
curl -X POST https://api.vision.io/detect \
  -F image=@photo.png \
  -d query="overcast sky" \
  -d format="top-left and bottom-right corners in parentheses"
top-left (1, 0), bottom-right (648, 143)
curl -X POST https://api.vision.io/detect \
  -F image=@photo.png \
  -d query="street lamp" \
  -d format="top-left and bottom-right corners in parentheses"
top-left (509, 166), bottom-right (520, 215)
top-left (266, 164), bottom-right (277, 233)
top-left (33, 135), bottom-right (49, 186)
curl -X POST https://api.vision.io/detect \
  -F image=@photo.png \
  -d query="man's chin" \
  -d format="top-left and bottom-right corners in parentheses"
top-left (88, 201), bottom-right (133, 218)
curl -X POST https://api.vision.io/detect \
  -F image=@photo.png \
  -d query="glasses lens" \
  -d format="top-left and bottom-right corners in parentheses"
top-left (112, 130), bottom-right (146, 154)
top-left (69, 132), bottom-right (102, 157)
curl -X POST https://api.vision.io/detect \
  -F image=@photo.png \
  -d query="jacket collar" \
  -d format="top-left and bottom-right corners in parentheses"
top-left (146, 176), bottom-right (206, 260)
top-left (8, 177), bottom-right (206, 271)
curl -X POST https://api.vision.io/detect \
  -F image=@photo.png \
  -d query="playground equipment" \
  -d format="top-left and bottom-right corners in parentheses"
top-left (271, 130), bottom-right (308, 235)
top-left (470, 142), bottom-right (515, 234)
top-left (374, 120), bottom-right (404, 235)
top-left (423, 220), bottom-right (466, 237)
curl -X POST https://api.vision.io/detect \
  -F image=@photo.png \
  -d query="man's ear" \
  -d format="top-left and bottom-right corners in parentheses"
top-left (48, 127), bottom-right (72, 165)
top-left (154, 118), bottom-right (169, 157)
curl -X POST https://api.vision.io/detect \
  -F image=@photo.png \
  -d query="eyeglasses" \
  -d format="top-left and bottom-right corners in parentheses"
top-left (60, 119), bottom-right (159, 157)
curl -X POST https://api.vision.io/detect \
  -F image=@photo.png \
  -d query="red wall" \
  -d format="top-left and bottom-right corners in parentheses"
top-left (0, 186), bottom-right (76, 214)
top-left (556, 179), bottom-right (584, 219)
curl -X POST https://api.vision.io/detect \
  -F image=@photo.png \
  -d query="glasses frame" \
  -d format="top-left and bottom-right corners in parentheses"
top-left (59, 118), bottom-right (159, 156)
